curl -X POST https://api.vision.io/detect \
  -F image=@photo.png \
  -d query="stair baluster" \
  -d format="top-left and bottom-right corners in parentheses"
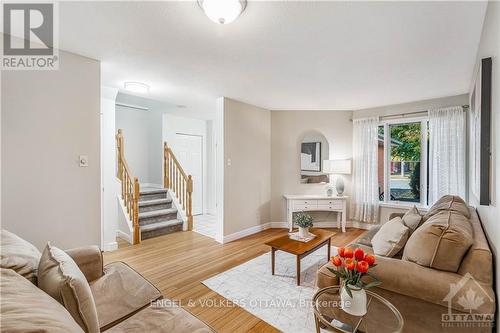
top-left (116, 129), bottom-right (141, 244)
top-left (163, 143), bottom-right (194, 231)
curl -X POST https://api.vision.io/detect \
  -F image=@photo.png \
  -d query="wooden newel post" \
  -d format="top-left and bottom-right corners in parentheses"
top-left (164, 142), bottom-right (169, 188)
top-left (187, 175), bottom-right (193, 231)
top-left (133, 177), bottom-right (140, 244)
top-left (116, 129), bottom-right (123, 180)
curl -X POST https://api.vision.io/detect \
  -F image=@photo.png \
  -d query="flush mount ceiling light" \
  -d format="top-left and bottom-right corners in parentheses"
top-left (197, 0), bottom-right (247, 25)
top-left (124, 82), bottom-right (149, 94)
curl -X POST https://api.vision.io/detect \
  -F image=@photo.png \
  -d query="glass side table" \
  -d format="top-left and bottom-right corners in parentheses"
top-left (312, 286), bottom-right (404, 333)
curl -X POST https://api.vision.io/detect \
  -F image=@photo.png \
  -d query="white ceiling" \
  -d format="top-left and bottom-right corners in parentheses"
top-left (59, 1), bottom-right (487, 118)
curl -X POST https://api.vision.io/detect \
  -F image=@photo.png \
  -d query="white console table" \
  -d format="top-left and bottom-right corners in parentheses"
top-left (284, 194), bottom-right (348, 233)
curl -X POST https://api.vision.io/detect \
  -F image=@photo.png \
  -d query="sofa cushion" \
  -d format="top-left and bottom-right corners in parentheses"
top-left (401, 206), bottom-right (422, 231)
top-left (424, 195), bottom-right (470, 220)
top-left (458, 208), bottom-right (493, 284)
top-left (0, 268), bottom-right (84, 333)
top-left (38, 243), bottom-right (100, 333)
top-left (371, 217), bottom-right (410, 257)
top-left (403, 211), bottom-right (473, 272)
top-left (0, 229), bottom-right (41, 284)
top-left (105, 302), bottom-right (215, 333)
top-left (90, 261), bottom-right (162, 330)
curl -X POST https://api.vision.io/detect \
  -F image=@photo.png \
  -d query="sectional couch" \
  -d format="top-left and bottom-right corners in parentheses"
top-left (316, 195), bottom-right (496, 333)
top-left (0, 229), bottom-right (214, 333)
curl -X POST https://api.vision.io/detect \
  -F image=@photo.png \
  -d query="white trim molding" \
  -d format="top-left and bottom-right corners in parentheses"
top-left (221, 223), bottom-right (272, 243)
top-left (116, 230), bottom-right (132, 244)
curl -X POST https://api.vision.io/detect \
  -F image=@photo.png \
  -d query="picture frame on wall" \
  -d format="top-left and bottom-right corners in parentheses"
top-left (301, 142), bottom-right (322, 172)
top-left (469, 57), bottom-right (492, 206)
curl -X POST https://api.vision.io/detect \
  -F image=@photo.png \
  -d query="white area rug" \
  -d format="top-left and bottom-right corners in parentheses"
top-left (202, 246), bottom-right (337, 333)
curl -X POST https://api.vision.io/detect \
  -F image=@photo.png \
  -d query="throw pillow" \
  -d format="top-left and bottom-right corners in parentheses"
top-left (423, 195), bottom-right (470, 221)
top-left (38, 243), bottom-right (100, 333)
top-left (371, 217), bottom-right (410, 257)
top-left (0, 229), bottom-right (41, 284)
top-left (403, 211), bottom-right (473, 272)
top-left (1, 268), bottom-right (85, 333)
top-left (401, 206), bottom-right (422, 232)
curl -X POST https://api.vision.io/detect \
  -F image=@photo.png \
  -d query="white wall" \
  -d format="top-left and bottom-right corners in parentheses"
top-left (1, 50), bottom-right (101, 250)
top-left (468, 3), bottom-right (500, 329)
top-left (163, 114), bottom-right (212, 214)
top-left (215, 98), bottom-right (225, 241)
top-left (101, 87), bottom-right (119, 251)
top-left (271, 111), bottom-right (353, 223)
top-left (222, 98), bottom-right (271, 236)
top-left (115, 104), bottom-right (163, 185)
top-left (206, 120), bottom-right (216, 215)
top-left (353, 94), bottom-right (469, 224)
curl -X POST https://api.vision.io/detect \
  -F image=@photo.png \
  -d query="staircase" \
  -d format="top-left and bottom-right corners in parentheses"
top-left (116, 129), bottom-right (193, 245)
top-left (138, 188), bottom-right (182, 240)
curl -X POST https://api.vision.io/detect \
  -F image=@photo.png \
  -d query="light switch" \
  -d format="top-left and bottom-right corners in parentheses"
top-left (227, 158), bottom-right (231, 166)
top-left (79, 155), bottom-right (89, 167)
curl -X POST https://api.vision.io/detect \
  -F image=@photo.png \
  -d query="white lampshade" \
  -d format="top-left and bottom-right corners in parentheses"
top-left (323, 159), bottom-right (352, 175)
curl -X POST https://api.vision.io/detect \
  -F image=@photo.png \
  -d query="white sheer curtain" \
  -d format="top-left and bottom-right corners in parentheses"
top-left (428, 106), bottom-right (466, 204)
top-left (351, 117), bottom-right (379, 223)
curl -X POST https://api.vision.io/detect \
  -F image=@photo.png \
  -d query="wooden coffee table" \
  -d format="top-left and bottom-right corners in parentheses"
top-left (265, 228), bottom-right (334, 285)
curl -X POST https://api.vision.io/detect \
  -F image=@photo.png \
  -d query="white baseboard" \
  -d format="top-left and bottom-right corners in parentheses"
top-left (269, 222), bottom-right (288, 228)
top-left (221, 223), bottom-right (272, 243)
top-left (102, 241), bottom-right (118, 252)
top-left (116, 230), bottom-right (132, 244)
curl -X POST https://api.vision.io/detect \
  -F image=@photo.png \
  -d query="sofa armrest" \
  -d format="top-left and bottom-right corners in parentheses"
top-left (389, 212), bottom-right (405, 220)
top-left (65, 246), bottom-right (103, 282)
top-left (356, 225), bottom-right (381, 247)
top-left (370, 256), bottom-right (496, 314)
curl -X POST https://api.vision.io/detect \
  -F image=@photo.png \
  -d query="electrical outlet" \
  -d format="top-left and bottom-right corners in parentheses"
top-left (79, 155), bottom-right (89, 167)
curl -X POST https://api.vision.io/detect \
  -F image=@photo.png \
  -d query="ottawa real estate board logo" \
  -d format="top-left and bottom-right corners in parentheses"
top-left (2, 2), bottom-right (59, 70)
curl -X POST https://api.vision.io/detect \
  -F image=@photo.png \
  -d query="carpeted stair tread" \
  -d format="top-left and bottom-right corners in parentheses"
top-left (140, 219), bottom-right (183, 232)
top-left (138, 198), bottom-right (172, 207)
top-left (139, 208), bottom-right (177, 219)
top-left (140, 188), bottom-right (168, 195)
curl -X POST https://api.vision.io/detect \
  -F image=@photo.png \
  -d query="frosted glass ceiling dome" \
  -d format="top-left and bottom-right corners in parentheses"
top-left (198, 0), bottom-right (247, 25)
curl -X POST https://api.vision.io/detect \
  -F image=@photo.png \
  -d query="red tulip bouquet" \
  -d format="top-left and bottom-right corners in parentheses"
top-left (328, 247), bottom-right (381, 298)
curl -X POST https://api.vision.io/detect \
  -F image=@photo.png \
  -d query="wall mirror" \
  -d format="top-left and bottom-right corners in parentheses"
top-left (300, 131), bottom-right (329, 184)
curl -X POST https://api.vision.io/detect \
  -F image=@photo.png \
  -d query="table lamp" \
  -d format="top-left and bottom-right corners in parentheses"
top-left (323, 159), bottom-right (352, 196)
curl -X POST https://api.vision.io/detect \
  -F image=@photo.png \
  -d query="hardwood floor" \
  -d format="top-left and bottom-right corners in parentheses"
top-left (104, 228), bottom-right (365, 332)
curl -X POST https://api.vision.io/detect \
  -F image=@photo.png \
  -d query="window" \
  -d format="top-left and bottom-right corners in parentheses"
top-left (378, 119), bottom-right (428, 206)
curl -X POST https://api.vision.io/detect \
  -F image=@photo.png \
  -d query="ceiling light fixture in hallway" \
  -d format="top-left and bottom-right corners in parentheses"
top-left (124, 82), bottom-right (150, 94)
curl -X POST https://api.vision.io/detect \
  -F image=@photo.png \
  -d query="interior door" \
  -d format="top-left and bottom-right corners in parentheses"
top-left (174, 133), bottom-right (203, 215)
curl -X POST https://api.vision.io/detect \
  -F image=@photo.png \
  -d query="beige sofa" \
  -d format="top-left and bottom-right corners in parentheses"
top-left (317, 196), bottom-right (496, 333)
top-left (0, 229), bottom-right (215, 333)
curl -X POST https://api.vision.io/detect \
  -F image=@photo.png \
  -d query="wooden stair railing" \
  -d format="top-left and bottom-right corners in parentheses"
top-left (163, 142), bottom-right (193, 231)
top-left (116, 129), bottom-right (140, 244)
